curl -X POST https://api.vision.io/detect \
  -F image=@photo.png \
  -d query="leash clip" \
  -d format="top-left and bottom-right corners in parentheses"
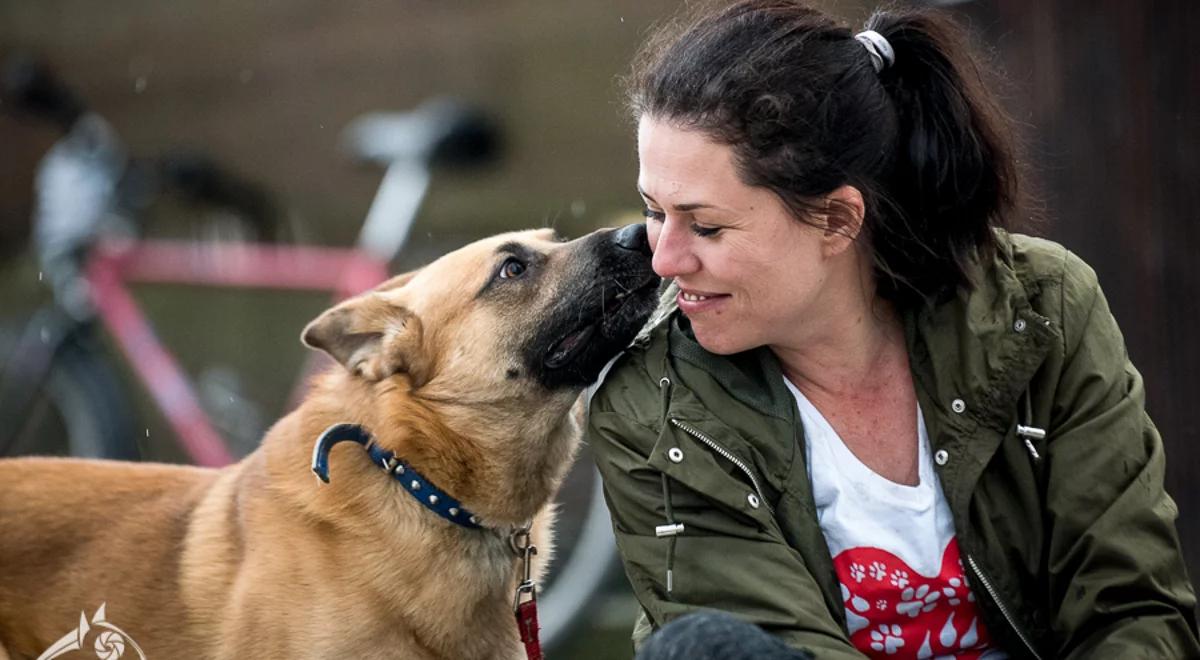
top-left (513, 578), bottom-right (537, 612)
top-left (510, 526), bottom-right (539, 613)
top-left (507, 526), bottom-right (545, 659)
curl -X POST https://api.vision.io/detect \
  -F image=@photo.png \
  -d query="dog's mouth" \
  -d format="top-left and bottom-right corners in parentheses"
top-left (544, 325), bottom-right (596, 370)
top-left (543, 276), bottom-right (660, 370)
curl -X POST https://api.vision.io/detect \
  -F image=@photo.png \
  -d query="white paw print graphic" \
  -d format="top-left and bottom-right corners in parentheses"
top-left (896, 583), bottom-right (941, 618)
top-left (841, 582), bottom-right (871, 614)
top-left (876, 599), bottom-right (888, 611)
top-left (848, 562), bottom-right (866, 583)
top-left (889, 568), bottom-right (910, 589)
top-left (869, 623), bottom-right (905, 655)
top-left (869, 561), bottom-right (888, 581)
top-left (943, 577), bottom-right (964, 606)
top-left (841, 584), bottom-right (871, 636)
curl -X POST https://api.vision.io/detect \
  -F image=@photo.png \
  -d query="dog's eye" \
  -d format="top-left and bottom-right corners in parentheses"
top-left (499, 257), bottom-right (527, 280)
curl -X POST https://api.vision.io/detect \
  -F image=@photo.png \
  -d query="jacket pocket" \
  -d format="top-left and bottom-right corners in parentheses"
top-left (647, 419), bottom-right (778, 533)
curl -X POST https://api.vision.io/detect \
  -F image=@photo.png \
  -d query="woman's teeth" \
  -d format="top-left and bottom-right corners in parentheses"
top-left (682, 292), bottom-right (710, 302)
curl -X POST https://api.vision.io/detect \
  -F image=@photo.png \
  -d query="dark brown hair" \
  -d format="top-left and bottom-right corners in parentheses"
top-left (627, 1), bottom-right (1021, 304)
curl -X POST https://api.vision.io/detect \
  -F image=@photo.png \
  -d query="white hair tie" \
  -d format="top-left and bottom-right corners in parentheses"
top-left (854, 30), bottom-right (895, 73)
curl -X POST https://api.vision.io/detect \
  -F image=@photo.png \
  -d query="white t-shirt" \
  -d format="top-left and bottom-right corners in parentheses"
top-left (785, 377), bottom-right (1007, 659)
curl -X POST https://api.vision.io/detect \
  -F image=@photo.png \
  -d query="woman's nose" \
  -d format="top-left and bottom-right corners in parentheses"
top-left (648, 217), bottom-right (699, 278)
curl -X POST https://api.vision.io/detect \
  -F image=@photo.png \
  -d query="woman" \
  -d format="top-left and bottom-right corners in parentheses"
top-left (587, 2), bottom-right (1199, 659)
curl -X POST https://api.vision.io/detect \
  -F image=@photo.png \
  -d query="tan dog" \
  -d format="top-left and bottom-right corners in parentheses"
top-left (0, 225), bottom-right (659, 660)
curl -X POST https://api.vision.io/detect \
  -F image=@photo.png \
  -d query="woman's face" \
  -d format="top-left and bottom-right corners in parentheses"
top-left (637, 116), bottom-right (843, 355)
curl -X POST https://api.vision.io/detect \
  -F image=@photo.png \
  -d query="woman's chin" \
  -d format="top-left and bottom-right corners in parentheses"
top-left (691, 325), bottom-right (751, 356)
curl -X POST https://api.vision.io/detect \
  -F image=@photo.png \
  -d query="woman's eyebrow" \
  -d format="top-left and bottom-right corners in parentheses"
top-left (638, 186), bottom-right (717, 212)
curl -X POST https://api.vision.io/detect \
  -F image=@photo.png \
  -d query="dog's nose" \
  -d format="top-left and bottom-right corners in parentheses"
top-left (613, 223), bottom-right (651, 255)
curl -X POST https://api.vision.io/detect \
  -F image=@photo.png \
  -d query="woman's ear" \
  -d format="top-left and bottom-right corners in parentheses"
top-left (820, 185), bottom-right (866, 257)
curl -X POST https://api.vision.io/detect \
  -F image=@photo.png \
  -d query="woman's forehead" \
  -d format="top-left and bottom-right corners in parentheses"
top-left (636, 117), bottom-right (743, 203)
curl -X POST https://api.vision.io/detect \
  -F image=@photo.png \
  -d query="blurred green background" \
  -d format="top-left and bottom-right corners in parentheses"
top-left (2, 1), bottom-right (1197, 657)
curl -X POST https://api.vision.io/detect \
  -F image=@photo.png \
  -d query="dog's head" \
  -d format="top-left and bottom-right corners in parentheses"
top-left (302, 225), bottom-right (660, 399)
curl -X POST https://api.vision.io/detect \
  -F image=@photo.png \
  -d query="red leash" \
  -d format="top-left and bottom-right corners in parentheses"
top-left (511, 527), bottom-right (544, 660)
top-left (516, 598), bottom-right (543, 660)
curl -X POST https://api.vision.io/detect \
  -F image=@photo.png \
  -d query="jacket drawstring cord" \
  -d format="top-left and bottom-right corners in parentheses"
top-left (1016, 388), bottom-right (1046, 461)
top-left (655, 376), bottom-right (682, 595)
top-left (659, 474), bottom-right (679, 594)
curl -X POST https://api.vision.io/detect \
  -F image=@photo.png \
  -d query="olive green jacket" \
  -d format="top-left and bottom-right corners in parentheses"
top-left (588, 233), bottom-right (1199, 659)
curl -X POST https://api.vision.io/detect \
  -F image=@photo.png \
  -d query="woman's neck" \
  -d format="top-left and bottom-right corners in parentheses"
top-left (772, 292), bottom-right (906, 401)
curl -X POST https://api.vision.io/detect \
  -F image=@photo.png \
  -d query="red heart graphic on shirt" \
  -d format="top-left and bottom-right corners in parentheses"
top-left (833, 538), bottom-right (999, 659)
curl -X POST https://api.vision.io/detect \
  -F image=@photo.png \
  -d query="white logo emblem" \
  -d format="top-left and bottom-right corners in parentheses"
top-left (36, 603), bottom-right (147, 660)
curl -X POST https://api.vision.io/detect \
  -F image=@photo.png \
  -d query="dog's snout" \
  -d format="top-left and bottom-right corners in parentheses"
top-left (612, 223), bottom-right (651, 256)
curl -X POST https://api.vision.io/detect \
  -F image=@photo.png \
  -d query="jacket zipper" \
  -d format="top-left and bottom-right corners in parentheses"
top-left (669, 418), bottom-right (771, 514)
top-left (964, 553), bottom-right (1043, 660)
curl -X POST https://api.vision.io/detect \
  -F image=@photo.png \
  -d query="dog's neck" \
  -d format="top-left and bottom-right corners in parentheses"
top-left (283, 370), bottom-right (580, 529)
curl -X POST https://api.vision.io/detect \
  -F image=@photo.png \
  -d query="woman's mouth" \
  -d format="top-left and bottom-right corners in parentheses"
top-left (676, 288), bottom-right (729, 313)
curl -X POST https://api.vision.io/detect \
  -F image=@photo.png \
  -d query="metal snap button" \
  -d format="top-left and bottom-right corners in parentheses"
top-left (1013, 318), bottom-right (1027, 332)
top-left (747, 493), bottom-right (760, 509)
top-left (951, 398), bottom-right (966, 414)
top-left (667, 447), bottom-right (684, 463)
top-left (935, 449), bottom-right (949, 466)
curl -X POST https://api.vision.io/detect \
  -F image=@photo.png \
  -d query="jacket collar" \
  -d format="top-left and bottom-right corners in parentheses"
top-left (641, 282), bottom-right (793, 421)
top-left (904, 235), bottom-right (1058, 436)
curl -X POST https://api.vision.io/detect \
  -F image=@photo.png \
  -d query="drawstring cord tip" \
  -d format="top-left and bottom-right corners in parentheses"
top-left (1016, 424), bottom-right (1046, 440)
top-left (655, 523), bottom-right (685, 538)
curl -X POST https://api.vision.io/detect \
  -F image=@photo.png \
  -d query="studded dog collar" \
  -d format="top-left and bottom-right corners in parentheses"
top-left (310, 422), bottom-right (482, 530)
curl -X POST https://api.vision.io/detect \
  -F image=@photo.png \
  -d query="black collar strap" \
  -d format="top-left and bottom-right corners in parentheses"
top-left (310, 422), bottom-right (483, 530)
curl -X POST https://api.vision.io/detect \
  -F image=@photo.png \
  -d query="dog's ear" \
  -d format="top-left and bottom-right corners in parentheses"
top-left (301, 291), bottom-right (429, 385)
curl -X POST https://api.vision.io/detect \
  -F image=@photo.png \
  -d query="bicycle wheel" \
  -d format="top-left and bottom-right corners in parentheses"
top-left (0, 318), bottom-right (140, 459)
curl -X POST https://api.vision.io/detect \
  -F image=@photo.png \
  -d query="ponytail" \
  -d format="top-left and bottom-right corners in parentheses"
top-left (865, 8), bottom-right (1021, 301)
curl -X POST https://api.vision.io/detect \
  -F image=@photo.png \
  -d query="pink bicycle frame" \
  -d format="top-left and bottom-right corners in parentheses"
top-left (85, 238), bottom-right (390, 467)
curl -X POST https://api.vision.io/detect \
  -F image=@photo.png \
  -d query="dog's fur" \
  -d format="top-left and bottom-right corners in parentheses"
top-left (0, 227), bottom-right (659, 660)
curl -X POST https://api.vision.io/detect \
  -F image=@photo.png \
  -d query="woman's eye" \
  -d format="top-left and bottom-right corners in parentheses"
top-left (499, 257), bottom-right (527, 279)
top-left (642, 207), bottom-right (666, 222)
top-left (691, 223), bottom-right (721, 238)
